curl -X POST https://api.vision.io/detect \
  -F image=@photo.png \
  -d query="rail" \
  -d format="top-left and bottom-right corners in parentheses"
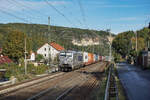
top-left (56, 85), bottom-right (76, 100)
top-left (104, 64), bottom-right (119, 100)
top-left (0, 72), bottom-right (64, 95)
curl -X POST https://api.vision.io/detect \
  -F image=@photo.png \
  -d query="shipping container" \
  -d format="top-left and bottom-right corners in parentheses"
top-left (87, 53), bottom-right (94, 65)
top-left (93, 54), bottom-right (96, 62)
top-left (99, 56), bottom-right (102, 61)
top-left (95, 54), bottom-right (99, 62)
top-left (102, 56), bottom-right (105, 61)
top-left (97, 55), bottom-right (100, 61)
top-left (83, 52), bottom-right (88, 65)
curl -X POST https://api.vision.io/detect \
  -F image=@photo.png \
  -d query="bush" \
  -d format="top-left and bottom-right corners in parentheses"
top-left (35, 54), bottom-right (44, 62)
top-left (1, 63), bottom-right (49, 81)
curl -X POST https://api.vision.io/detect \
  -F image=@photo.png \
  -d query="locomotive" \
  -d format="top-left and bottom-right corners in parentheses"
top-left (59, 50), bottom-right (104, 71)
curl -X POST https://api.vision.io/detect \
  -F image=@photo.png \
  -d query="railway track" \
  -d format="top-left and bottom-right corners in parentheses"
top-left (27, 62), bottom-right (104, 100)
top-left (0, 62), bottom-right (107, 100)
top-left (63, 63), bottom-right (106, 100)
top-left (0, 72), bottom-right (62, 90)
top-left (0, 72), bottom-right (65, 96)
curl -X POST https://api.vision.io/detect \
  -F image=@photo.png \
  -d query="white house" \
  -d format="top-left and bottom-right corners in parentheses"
top-left (37, 42), bottom-right (65, 61)
top-left (30, 52), bottom-right (35, 61)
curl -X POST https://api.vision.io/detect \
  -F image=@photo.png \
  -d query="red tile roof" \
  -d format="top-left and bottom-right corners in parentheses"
top-left (50, 42), bottom-right (65, 51)
top-left (0, 56), bottom-right (12, 64)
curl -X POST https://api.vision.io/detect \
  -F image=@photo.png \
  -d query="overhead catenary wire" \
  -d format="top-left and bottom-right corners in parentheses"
top-left (0, 9), bottom-right (30, 23)
top-left (44, 0), bottom-right (77, 27)
top-left (58, 0), bottom-right (84, 27)
top-left (76, 0), bottom-right (105, 54)
top-left (5, 0), bottom-right (42, 20)
top-left (10, 0), bottom-right (48, 17)
top-left (77, 0), bottom-right (86, 24)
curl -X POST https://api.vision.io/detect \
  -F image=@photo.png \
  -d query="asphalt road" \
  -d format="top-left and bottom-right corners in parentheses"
top-left (117, 62), bottom-right (150, 100)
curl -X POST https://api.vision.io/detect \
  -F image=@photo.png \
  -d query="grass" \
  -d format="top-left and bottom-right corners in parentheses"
top-left (115, 77), bottom-right (126, 100)
top-left (0, 63), bottom-right (49, 82)
top-left (114, 64), bottom-right (127, 100)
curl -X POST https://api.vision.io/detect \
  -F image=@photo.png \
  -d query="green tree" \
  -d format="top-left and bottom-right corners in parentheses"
top-left (0, 34), bottom-right (3, 45)
top-left (3, 30), bottom-right (27, 62)
top-left (35, 54), bottom-right (44, 62)
top-left (112, 31), bottom-right (134, 58)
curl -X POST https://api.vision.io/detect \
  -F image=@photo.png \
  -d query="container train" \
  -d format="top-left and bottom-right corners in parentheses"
top-left (58, 50), bottom-right (105, 71)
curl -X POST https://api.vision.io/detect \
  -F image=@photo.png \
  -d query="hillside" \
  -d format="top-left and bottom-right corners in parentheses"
top-left (0, 23), bottom-right (113, 56)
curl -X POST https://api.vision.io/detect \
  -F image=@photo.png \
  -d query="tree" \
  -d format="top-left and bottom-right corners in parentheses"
top-left (113, 52), bottom-right (122, 62)
top-left (131, 37), bottom-right (145, 52)
top-left (0, 34), bottom-right (3, 47)
top-left (3, 30), bottom-right (27, 62)
top-left (112, 31), bottom-right (134, 58)
top-left (35, 54), bottom-right (44, 62)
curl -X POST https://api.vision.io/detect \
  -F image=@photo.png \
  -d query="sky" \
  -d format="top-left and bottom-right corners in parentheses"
top-left (0, 0), bottom-right (150, 34)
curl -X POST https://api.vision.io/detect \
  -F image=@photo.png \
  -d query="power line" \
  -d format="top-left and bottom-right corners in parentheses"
top-left (5, 0), bottom-right (42, 20)
top-left (44, 0), bottom-right (76, 27)
top-left (77, 0), bottom-right (86, 24)
top-left (0, 9), bottom-right (29, 23)
top-left (58, 0), bottom-right (84, 27)
top-left (10, 0), bottom-right (48, 17)
top-left (77, 0), bottom-right (99, 36)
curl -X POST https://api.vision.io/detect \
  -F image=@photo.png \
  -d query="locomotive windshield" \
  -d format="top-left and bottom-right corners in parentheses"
top-left (60, 53), bottom-right (66, 57)
top-left (60, 52), bottom-right (72, 57)
top-left (66, 53), bottom-right (72, 57)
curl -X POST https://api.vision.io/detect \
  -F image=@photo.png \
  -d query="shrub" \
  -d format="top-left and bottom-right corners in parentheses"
top-left (1, 63), bottom-right (48, 81)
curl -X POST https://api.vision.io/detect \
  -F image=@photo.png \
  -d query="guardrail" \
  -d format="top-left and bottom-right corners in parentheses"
top-left (104, 64), bottom-right (119, 100)
top-left (104, 66), bottom-right (112, 100)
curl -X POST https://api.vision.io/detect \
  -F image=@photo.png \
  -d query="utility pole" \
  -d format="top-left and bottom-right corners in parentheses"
top-left (80, 35), bottom-right (84, 52)
top-left (24, 38), bottom-right (27, 75)
top-left (98, 38), bottom-right (100, 55)
top-left (48, 16), bottom-right (50, 32)
top-left (110, 30), bottom-right (112, 62)
top-left (135, 31), bottom-right (137, 52)
top-left (48, 16), bottom-right (51, 66)
top-left (107, 28), bottom-right (112, 62)
top-left (93, 44), bottom-right (94, 54)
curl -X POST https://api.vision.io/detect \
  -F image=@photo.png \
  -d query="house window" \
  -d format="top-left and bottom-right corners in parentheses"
top-left (45, 54), bottom-right (46, 57)
top-left (45, 48), bottom-right (46, 51)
